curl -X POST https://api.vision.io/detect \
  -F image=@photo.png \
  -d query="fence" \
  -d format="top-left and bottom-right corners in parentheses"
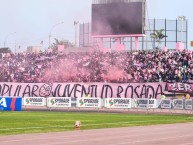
top-left (21, 97), bottom-right (193, 112)
top-left (79, 19), bottom-right (188, 50)
top-left (0, 96), bottom-right (192, 113)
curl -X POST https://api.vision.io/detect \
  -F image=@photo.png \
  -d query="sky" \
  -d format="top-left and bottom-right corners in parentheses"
top-left (0, 0), bottom-right (192, 51)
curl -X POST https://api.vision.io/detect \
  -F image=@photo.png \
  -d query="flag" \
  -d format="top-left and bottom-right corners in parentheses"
top-left (115, 44), bottom-right (125, 52)
top-left (176, 42), bottom-right (184, 51)
top-left (83, 61), bottom-right (90, 67)
top-left (47, 49), bottom-right (53, 53)
top-left (162, 47), bottom-right (168, 52)
top-left (102, 48), bottom-right (111, 53)
top-left (58, 45), bottom-right (65, 52)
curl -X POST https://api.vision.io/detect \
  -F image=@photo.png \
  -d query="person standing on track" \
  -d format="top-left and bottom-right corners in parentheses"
top-left (161, 93), bottom-right (166, 100)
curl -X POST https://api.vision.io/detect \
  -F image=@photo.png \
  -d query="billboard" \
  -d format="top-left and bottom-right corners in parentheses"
top-left (148, 99), bottom-right (157, 109)
top-left (105, 98), bottom-right (132, 109)
top-left (23, 97), bottom-right (45, 107)
top-left (92, 2), bottom-right (144, 35)
top-left (0, 97), bottom-right (22, 111)
top-left (172, 99), bottom-right (184, 110)
top-left (77, 98), bottom-right (101, 108)
top-left (47, 97), bottom-right (71, 108)
top-left (135, 99), bottom-right (149, 109)
top-left (160, 99), bottom-right (172, 109)
top-left (185, 99), bottom-right (193, 110)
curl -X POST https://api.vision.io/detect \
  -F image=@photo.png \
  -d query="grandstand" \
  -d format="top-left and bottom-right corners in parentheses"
top-left (0, 49), bottom-right (192, 84)
top-left (1, 2), bottom-right (193, 145)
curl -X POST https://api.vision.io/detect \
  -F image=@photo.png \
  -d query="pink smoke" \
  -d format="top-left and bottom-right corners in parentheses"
top-left (39, 52), bottom-right (131, 83)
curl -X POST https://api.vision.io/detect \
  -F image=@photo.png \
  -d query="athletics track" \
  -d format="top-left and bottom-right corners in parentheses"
top-left (1, 122), bottom-right (193, 145)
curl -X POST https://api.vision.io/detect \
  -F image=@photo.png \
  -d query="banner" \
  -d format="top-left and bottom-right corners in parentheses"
top-left (135, 99), bottom-right (149, 109)
top-left (58, 45), bottom-right (64, 52)
top-left (172, 99), bottom-right (184, 110)
top-left (148, 99), bottom-right (157, 109)
top-left (0, 82), bottom-right (166, 99)
top-left (47, 97), bottom-right (71, 108)
top-left (77, 98), bottom-right (101, 108)
top-left (176, 42), bottom-right (184, 51)
top-left (24, 97), bottom-right (45, 106)
top-left (167, 82), bottom-right (193, 93)
top-left (0, 97), bottom-right (22, 111)
top-left (160, 99), bottom-right (172, 109)
top-left (47, 49), bottom-right (53, 53)
top-left (185, 99), bottom-right (193, 110)
top-left (105, 98), bottom-right (131, 109)
top-left (162, 47), bottom-right (168, 52)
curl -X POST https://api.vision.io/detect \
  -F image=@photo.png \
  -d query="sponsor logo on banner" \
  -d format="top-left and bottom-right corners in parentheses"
top-left (172, 99), bottom-right (184, 110)
top-left (24, 97), bottom-right (45, 106)
top-left (0, 97), bottom-right (22, 111)
top-left (185, 100), bottom-right (193, 110)
top-left (148, 99), bottom-right (157, 109)
top-left (106, 98), bottom-right (131, 109)
top-left (136, 99), bottom-right (149, 109)
top-left (79, 99), bottom-right (84, 106)
top-left (47, 97), bottom-right (71, 108)
top-left (161, 99), bottom-right (172, 109)
top-left (77, 98), bottom-right (101, 108)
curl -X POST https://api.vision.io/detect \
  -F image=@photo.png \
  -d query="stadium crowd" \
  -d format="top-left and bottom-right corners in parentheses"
top-left (0, 49), bottom-right (193, 83)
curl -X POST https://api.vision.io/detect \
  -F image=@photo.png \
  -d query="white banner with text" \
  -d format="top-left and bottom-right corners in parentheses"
top-left (47, 97), bottom-right (71, 108)
top-left (105, 98), bottom-right (132, 109)
top-left (23, 97), bottom-right (45, 106)
top-left (77, 98), bottom-right (101, 108)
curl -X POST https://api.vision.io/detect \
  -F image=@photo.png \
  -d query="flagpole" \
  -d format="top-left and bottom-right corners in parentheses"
top-left (74, 21), bottom-right (79, 47)
top-left (49, 22), bottom-right (64, 49)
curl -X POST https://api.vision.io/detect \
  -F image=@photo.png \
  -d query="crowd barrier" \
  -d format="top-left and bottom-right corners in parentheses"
top-left (1, 97), bottom-right (193, 112)
top-left (21, 97), bottom-right (193, 111)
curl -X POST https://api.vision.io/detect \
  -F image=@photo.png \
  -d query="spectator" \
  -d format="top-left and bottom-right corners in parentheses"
top-left (0, 49), bottom-right (193, 83)
top-left (160, 93), bottom-right (166, 100)
top-left (186, 93), bottom-right (191, 99)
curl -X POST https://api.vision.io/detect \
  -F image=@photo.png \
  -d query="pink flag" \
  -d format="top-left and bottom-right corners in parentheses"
top-left (162, 47), bottom-right (168, 52)
top-left (102, 48), bottom-right (111, 53)
top-left (115, 44), bottom-right (125, 52)
top-left (99, 47), bottom-right (103, 52)
top-left (58, 45), bottom-right (65, 52)
top-left (47, 49), bottom-right (53, 53)
top-left (176, 42), bottom-right (184, 51)
top-left (186, 50), bottom-right (192, 54)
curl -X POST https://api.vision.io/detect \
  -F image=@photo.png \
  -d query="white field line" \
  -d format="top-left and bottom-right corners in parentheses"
top-left (0, 126), bottom-right (68, 131)
top-left (0, 119), bottom-right (186, 131)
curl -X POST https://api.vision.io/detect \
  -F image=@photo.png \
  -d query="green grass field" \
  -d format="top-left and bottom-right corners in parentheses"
top-left (1, 111), bottom-right (193, 135)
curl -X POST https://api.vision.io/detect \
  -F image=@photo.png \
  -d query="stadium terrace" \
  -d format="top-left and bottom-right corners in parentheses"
top-left (0, 50), bottom-right (192, 83)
